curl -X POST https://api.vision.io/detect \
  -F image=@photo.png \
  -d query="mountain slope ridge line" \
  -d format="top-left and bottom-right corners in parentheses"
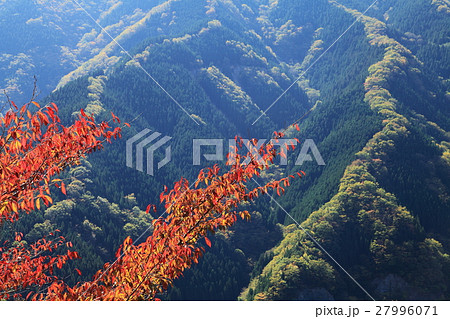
top-left (66, 0), bottom-right (200, 125)
top-left (242, 0), bottom-right (450, 300)
top-left (251, 0), bottom-right (379, 125)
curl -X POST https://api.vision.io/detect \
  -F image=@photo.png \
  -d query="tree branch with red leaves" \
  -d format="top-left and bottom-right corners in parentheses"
top-left (0, 94), bottom-right (302, 301)
top-left (43, 135), bottom-right (303, 301)
top-left (0, 96), bottom-right (123, 299)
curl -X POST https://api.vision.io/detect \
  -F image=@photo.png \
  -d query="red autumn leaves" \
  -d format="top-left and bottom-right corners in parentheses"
top-left (0, 100), bottom-right (302, 300)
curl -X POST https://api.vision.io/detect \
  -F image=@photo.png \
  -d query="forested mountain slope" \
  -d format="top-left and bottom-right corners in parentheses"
top-left (243, 0), bottom-right (450, 300)
top-left (2, 0), bottom-right (449, 300)
top-left (0, 0), bottom-right (169, 104)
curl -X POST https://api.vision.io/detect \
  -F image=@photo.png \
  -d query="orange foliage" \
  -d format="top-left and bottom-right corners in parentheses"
top-left (41, 134), bottom-right (301, 301)
top-left (0, 98), bottom-right (300, 301)
top-left (0, 232), bottom-right (79, 300)
top-left (0, 98), bottom-right (122, 299)
top-left (0, 100), bottom-right (122, 223)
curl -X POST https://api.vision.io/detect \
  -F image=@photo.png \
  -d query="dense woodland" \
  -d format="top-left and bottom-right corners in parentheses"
top-left (1, 0), bottom-right (449, 300)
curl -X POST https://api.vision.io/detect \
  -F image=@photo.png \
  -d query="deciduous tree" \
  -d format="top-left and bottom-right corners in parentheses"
top-left (0, 96), bottom-right (300, 300)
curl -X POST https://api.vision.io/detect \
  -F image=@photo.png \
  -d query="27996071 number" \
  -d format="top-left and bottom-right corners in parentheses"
top-left (376, 306), bottom-right (438, 316)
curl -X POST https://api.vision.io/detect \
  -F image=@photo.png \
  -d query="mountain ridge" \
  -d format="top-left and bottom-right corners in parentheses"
top-left (2, 0), bottom-right (449, 300)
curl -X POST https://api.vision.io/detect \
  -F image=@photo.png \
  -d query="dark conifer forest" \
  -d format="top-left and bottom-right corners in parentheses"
top-left (1, 0), bottom-right (450, 301)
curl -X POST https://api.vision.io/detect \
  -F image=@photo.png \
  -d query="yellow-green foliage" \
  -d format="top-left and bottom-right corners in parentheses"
top-left (25, 220), bottom-right (56, 243)
top-left (269, 66), bottom-right (286, 79)
top-left (58, 52), bottom-right (119, 89)
top-left (25, 16), bottom-right (43, 25)
top-left (44, 199), bottom-right (75, 223)
top-left (60, 46), bottom-right (79, 68)
top-left (264, 45), bottom-right (277, 58)
top-left (243, 158), bottom-right (450, 300)
top-left (125, 44), bottom-right (154, 69)
top-left (85, 75), bottom-right (107, 115)
top-left (46, 160), bottom-right (153, 240)
top-left (204, 65), bottom-right (259, 111)
top-left (225, 40), bottom-right (268, 66)
top-left (122, 206), bottom-right (153, 238)
top-left (274, 20), bottom-right (303, 45)
top-left (98, 1), bottom-right (123, 21)
top-left (432, 0), bottom-right (450, 14)
top-left (0, 53), bottom-right (35, 96)
top-left (440, 142), bottom-right (450, 165)
top-left (254, 70), bottom-right (279, 87)
top-left (206, 0), bottom-right (244, 19)
top-left (245, 1), bottom-right (450, 300)
top-left (172, 33), bottom-right (193, 43)
top-left (256, 16), bottom-right (303, 47)
top-left (242, 67), bottom-right (282, 92)
top-left (207, 19), bottom-right (222, 28)
top-left (83, 219), bottom-right (103, 236)
top-left (190, 114), bottom-right (207, 125)
top-left (241, 3), bottom-right (254, 16)
top-left (58, 0), bottom-right (173, 88)
top-left (301, 39), bottom-right (323, 69)
top-left (199, 19), bottom-right (223, 35)
top-left (82, 194), bottom-right (152, 238)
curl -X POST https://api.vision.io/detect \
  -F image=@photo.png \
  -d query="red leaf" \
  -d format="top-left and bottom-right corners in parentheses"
top-left (204, 237), bottom-right (211, 248)
top-left (15, 232), bottom-right (23, 242)
top-left (111, 112), bottom-right (120, 123)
